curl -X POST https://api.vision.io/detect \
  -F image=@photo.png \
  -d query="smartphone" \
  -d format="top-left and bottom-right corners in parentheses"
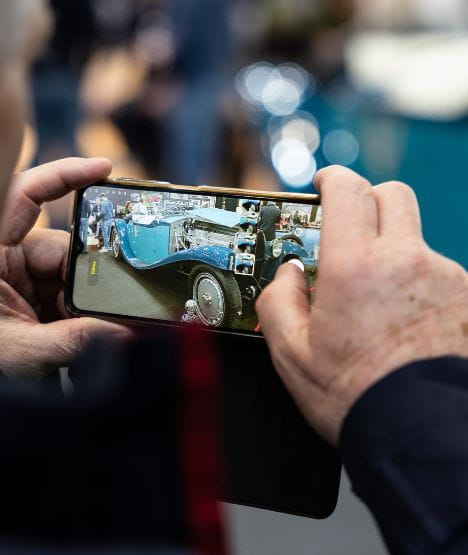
top-left (65, 178), bottom-right (321, 337)
top-left (65, 179), bottom-right (341, 519)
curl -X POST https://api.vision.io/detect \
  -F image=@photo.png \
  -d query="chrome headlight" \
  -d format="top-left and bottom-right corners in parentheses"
top-left (271, 238), bottom-right (283, 258)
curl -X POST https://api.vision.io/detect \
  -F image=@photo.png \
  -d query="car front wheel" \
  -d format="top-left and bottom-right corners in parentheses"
top-left (189, 265), bottom-right (242, 328)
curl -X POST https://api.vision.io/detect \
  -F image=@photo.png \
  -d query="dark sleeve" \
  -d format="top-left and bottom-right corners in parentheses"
top-left (340, 357), bottom-right (468, 555)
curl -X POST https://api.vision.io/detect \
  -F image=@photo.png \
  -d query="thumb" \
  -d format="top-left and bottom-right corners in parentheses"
top-left (256, 262), bottom-right (311, 355)
top-left (4, 318), bottom-right (133, 381)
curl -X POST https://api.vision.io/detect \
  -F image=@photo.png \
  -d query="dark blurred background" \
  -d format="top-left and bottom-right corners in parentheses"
top-left (23, 0), bottom-right (468, 270)
top-left (20, 1), bottom-right (467, 552)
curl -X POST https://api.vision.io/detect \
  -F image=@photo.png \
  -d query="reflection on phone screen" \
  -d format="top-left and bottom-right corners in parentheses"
top-left (73, 185), bottom-right (322, 332)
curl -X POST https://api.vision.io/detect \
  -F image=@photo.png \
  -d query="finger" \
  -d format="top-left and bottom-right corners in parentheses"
top-left (22, 228), bottom-right (70, 281)
top-left (256, 263), bottom-right (311, 365)
top-left (20, 318), bottom-right (135, 379)
top-left (9, 230), bottom-right (70, 318)
top-left (374, 181), bottom-right (423, 239)
top-left (314, 165), bottom-right (378, 251)
top-left (1, 157), bottom-right (112, 245)
top-left (34, 279), bottom-right (63, 322)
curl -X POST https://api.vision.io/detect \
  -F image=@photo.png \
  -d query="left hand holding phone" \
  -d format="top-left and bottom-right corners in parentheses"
top-left (0, 157), bottom-right (133, 381)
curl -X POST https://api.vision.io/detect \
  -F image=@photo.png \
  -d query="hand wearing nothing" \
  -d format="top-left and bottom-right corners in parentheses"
top-left (256, 166), bottom-right (468, 444)
top-left (0, 157), bottom-right (132, 381)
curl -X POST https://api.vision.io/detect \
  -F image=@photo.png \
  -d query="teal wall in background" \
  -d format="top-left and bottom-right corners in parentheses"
top-left (397, 119), bottom-right (468, 269)
top-left (357, 117), bottom-right (468, 270)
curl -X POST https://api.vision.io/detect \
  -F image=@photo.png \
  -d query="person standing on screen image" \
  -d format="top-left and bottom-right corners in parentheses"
top-left (259, 201), bottom-right (281, 241)
top-left (97, 192), bottom-right (114, 253)
top-left (131, 194), bottom-right (149, 223)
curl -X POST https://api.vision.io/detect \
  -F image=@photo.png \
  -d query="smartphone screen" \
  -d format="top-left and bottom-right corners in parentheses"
top-left (67, 182), bottom-right (321, 335)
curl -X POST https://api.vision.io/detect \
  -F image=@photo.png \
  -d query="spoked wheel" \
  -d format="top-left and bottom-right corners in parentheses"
top-left (189, 265), bottom-right (242, 327)
top-left (111, 229), bottom-right (123, 260)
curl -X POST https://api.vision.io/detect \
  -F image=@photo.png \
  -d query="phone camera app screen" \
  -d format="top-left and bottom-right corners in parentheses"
top-left (73, 185), bottom-right (321, 332)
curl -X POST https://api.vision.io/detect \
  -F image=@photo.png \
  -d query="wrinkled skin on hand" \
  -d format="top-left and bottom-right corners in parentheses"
top-left (257, 166), bottom-right (468, 445)
top-left (0, 157), bottom-right (133, 381)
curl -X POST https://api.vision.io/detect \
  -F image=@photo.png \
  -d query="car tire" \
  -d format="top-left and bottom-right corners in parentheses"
top-left (189, 264), bottom-right (243, 328)
top-left (111, 228), bottom-right (123, 260)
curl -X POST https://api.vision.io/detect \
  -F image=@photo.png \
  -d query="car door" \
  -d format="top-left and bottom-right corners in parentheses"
top-left (130, 220), bottom-right (171, 265)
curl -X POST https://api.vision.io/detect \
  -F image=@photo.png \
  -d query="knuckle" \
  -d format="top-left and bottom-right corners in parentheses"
top-left (401, 243), bottom-right (432, 278)
top-left (256, 282), bottom-right (277, 310)
top-left (318, 164), bottom-right (351, 179)
top-left (390, 180), bottom-right (413, 195)
top-left (267, 328), bottom-right (295, 363)
top-left (57, 229), bottom-right (70, 239)
top-left (379, 180), bottom-right (416, 200)
top-left (317, 166), bottom-right (372, 198)
top-left (67, 320), bottom-right (90, 357)
top-left (316, 165), bottom-right (345, 180)
top-left (347, 179), bottom-right (373, 198)
top-left (54, 229), bottom-right (70, 244)
top-left (317, 165), bottom-right (359, 186)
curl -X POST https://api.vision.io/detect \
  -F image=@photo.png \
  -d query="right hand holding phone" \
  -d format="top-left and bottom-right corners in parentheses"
top-left (256, 165), bottom-right (468, 445)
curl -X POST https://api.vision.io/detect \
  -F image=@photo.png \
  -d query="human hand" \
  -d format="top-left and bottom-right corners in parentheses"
top-left (256, 166), bottom-right (468, 444)
top-left (0, 158), bottom-right (133, 381)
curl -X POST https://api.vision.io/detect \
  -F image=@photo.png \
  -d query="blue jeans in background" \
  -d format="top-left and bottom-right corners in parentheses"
top-left (102, 220), bottom-right (112, 249)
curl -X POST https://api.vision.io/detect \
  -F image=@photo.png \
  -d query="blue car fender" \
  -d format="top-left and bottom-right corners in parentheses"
top-left (261, 241), bottom-right (315, 284)
top-left (281, 241), bottom-right (309, 259)
top-left (149, 245), bottom-right (234, 272)
top-left (114, 219), bottom-right (135, 261)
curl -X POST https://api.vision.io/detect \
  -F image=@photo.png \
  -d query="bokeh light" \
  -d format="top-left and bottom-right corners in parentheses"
top-left (236, 63), bottom-right (274, 103)
top-left (279, 115), bottom-right (321, 153)
top-left (271, 138), bottom-right (317, 187)
top-left (322, 129), bottom-right (360, 166)
top-left (261, 72), bottom-right (302, 116)
top-left (235, 62), bottom-right (311, 116)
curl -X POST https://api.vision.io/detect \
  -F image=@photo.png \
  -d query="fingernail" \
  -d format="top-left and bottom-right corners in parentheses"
top-left (91, 156), bottom-right (111, 164)
top-left (287, 259), bottom-right (305, 272)
top-left (110, 330), bottom-right (133, 342)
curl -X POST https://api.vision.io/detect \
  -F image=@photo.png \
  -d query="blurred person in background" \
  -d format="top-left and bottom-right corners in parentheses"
top-left (219, 0), bottom-right (357, 191)
top-left (32, 0), bottom-right (99, 230)
top-left (164, 0), bottom-right (232, 184)
top-left (33, 0), bottom-right (97, 165)
top-left (111, 0), bottom-right (232, 185)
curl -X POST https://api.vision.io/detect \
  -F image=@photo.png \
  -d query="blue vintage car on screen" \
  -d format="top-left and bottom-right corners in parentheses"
top-left (110, 207), bottom-right (316, 327)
